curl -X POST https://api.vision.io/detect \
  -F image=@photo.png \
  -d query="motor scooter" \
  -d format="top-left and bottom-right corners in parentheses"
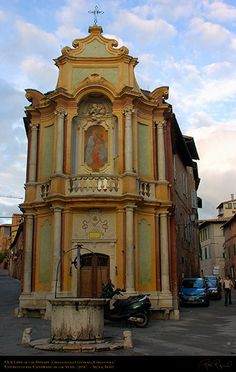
top-left (101, 281), bottom-right (151, 328)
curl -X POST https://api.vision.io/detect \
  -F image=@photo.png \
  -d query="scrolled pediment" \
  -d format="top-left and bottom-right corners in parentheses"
top-left (59, 25), bottom-right (129, 59)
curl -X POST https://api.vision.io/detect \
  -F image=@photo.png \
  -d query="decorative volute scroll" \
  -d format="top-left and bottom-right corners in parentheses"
top-left (150, 86), bottom-right (169, 105)
top-left (25, 89), bottom-right (45, 105)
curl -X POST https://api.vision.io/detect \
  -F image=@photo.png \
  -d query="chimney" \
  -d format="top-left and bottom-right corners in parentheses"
top-left (231, 194), bottom-right (234, 200)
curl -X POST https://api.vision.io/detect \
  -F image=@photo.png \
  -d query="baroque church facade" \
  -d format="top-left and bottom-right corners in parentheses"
top-left (19, 24), bottom-right (200, 319)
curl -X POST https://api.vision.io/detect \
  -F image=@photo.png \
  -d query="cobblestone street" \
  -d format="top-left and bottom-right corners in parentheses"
top-left (1, 270), bottom-right (236, 370)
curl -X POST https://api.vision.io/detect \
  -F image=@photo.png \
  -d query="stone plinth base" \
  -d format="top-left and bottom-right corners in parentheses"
top-left (18, 293), bottom-right (48, 318)
top-left (29, 337), bottom-right (124, 352)
top-left (49, 298), bottom-right (107, 342)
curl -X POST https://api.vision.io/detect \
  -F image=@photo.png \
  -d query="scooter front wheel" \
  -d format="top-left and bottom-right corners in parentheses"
top-left (135, 312), bottom-right (149, 328)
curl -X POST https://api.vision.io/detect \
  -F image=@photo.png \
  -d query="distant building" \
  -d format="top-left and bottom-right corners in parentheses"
top-left (0, 224), bottom-right (11, 269)
top-left (11, 214), bottom-right (23, 244)
top-left (0, 224), bottom-right (11, 252)
top-left (217, 194), bottom-right (236, 218)
top-left (199, 218), bottom-right (228, 278)
top-left (222, 214), bottom-right (236, 279)
top-left (9, 214), bottom-right (24, 280)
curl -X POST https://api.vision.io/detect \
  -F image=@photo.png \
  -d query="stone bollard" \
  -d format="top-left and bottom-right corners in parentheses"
top-left (123, 330), bottom-right (133, 349)
top-left (21, 328), bottom-right (32, 345)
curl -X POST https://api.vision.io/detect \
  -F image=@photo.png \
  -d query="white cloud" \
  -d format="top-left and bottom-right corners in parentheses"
top-left (132, 0), bottom-right (200, 22)
top-left (206, 1), bottom-right (236, 22)
top-left (112, 10), bottom-right (176, 44)
top-left (231, 37), bottom-right (236, 50)
top-left (21, 57), bottom-right (58, 92)
top-left (193, 75), bottom-right (236, 106)
top-left (0, 9), bottom-right (8, 22)
top-left (188, 17), bottom-right (232, 47)
top-left (202, 61), bottom-right (233, 77)
top-left (15, 19), bottom-right (59, 58)
top-left (55, 25), bottom-right (83, 44)
top-left (165, 57), bottom-right (201, 83)
top-left (55, 0), bottom-right (90, 26)
top-left (186, 124), bottom-right (236, 218)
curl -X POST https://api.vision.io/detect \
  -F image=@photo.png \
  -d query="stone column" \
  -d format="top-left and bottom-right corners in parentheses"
top-left (28, 124), bottom-right (38, 182)
top-left (125, 206), bottom-right (135, 292)
top-left (23, 215), bottom-right (34, 294)
top-left (156, 120), bottom-right (166, 181)
top-left (124, 107), bottom-right (134, 173)
top-left (55, 109), bottom-right (67, 174)
top-left (159, 212), bottom-right (170, 292)
top-left (52, 207), bottom-right (62, 294)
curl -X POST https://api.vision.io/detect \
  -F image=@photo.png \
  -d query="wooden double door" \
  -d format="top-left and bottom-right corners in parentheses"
top-left (80, 253), bottom-right (110, 297)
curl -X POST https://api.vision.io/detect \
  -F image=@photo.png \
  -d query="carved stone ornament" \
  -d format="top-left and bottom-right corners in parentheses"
top-left (123, 106), bottom-right (134, 116)
top-left (54, 108), bottom-right (67, 117)
top-left (88, 103), bottom-right (106, 124)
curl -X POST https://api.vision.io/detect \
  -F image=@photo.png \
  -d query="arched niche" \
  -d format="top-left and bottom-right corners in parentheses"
top-left (71, 93), bottom-right (117, 175)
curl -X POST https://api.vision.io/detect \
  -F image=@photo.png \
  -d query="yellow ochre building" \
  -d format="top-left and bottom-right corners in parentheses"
top-left (19, 23), bottom-right (200, 319)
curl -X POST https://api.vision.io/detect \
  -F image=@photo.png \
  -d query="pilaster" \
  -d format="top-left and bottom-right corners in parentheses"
top-left (159, 211), bottom-right (170, 293)
top-left (123, 106), bottom-right (134, 173)
top-left (28, 123), bottom-right (39, 182)
top-left (23, 215), bottom-right (34, 294)
top-left (55, 108), bottom-right (67, 175)
top-left (156, 120), bottom-right (166, 181)
top-left (125, 205), bottom-right (135, 292)
top-left (52, 206), bottom-right (63, 295)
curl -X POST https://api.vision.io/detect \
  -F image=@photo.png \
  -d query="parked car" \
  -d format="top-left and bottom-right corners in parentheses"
top-left (179, 277), bottom-right (210, 307)
top-left (204, 275), bottom-right (222, 300)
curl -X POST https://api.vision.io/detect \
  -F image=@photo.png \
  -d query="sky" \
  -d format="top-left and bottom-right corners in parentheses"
top-left (0, 0), bottom-right (236, 223)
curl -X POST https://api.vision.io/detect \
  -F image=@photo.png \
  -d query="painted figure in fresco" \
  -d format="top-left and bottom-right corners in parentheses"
top-left (85, 126), bottom-right (107, 171)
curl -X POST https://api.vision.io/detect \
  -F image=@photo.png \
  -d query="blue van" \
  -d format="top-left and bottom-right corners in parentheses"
top-left (179, 277), bottom-right (210, 307)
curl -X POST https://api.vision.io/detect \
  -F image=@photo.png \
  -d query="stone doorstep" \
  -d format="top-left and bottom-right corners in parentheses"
top-left (29, 338), bottom-right (124, 352)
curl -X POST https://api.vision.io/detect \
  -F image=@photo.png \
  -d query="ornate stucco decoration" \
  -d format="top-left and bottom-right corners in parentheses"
top-left (88, 103), bottom-right (106, 124)
top-left (81, 209), bottom-right (109, 239)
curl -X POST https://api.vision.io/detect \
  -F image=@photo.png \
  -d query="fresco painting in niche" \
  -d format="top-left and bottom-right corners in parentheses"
top-left (84, 125), bottom-right (108, 171)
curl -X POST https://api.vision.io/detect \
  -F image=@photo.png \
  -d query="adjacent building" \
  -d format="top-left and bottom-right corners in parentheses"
top-left (222, 214), bottom-right (236, 279)
top-left (8, 214), bottom-right (24, 280)
top-left (19, 24), bottom-right (201, 319)
top-left (0, 224), bottom-right (11, 252)
top-left (200, 195), bottom-right (236, 278)
top-left (0, 224), bottom-right (11, 269)
top-left (199, 218), bottom-right (227, 278)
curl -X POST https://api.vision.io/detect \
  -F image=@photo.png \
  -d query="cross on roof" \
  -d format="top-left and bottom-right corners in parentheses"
top-left (88, 5), bottom-right (104, 25)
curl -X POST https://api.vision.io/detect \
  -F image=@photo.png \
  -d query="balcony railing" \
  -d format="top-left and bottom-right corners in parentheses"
top-left (35, 181), bottom-right (51, 200)
top-left (138, 180), bottom-right (155, 199)
top-left (67, 175), bottom-right (121, 195)
top-left (34, 177), bottom-right (156, 201)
